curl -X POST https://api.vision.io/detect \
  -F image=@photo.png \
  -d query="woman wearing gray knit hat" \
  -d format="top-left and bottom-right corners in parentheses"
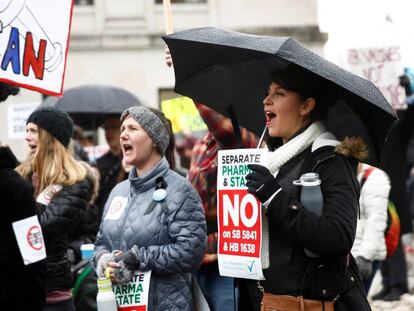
top-left (16, 107), bottom-right (99, 311)
top-left (93, 106), bottom-right (207, 311)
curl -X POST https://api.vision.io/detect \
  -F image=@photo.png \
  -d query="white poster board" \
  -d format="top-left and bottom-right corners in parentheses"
top-left (113, 270), bottom-right (152, 311)
top-left (7, 101), bottom-right (40, 139)
top-left (217, 148), bottom-right (267, 280)
top-left (0, 0), bottom-right (74, 95)
top-left (343, 46), bottom-right (406, 110)
top-left (12, 215), bottom-right (46, 265)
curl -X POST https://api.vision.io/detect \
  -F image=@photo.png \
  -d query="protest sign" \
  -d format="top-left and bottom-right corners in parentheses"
top-left (344, 46), bottom-right (405, 110)
top-left (0, 0), bottom-right (74, 95)
top-left (7, 101), bottom-right (40, 139)
top-left (113, 270), bottom-right (151, 311)
top-left (161, 96), bottom-right (207, 139)
top-left (217, 148), bottom-right (267, 280)
top-left (12, 215), bottom-right (46, 265)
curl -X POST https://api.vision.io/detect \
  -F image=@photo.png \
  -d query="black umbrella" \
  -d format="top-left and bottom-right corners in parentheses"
top-left (41, 84), bottom-right (142, 130)
top-left (163, 27), bottom-right (397, 166)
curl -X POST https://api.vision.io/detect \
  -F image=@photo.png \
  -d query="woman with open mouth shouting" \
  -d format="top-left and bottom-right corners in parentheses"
top-left (239, 63), bottom-right (372, 311)
top-left (93, 106), bottom-right (206, 311)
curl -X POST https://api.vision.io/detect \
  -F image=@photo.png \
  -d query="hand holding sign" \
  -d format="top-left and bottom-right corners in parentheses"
top-left (246, 164), bottom-right (280, 203)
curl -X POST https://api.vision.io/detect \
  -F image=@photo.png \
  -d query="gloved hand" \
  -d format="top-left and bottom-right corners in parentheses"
top-left (113, 251), bottom-right (139, 284)
top-left (246, 164), bottom-right (280, 203)
top-left (355, 256), bottom-right (372, 280)
top-left (399, 74), bottom-right (412, 96)
top-left (96, 252), bottom-right (115, 278)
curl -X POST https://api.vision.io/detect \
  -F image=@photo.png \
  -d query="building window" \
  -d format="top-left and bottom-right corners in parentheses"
top-left (155, 0), bottom-right (206, 4)
top-left (74, 0), bottom-right (94, 5)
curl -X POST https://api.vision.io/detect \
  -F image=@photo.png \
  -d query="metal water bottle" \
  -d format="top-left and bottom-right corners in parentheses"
top-left (96, 277), bottom-right (117, 311)
top-left (294, 172), bottom-right (323, 257)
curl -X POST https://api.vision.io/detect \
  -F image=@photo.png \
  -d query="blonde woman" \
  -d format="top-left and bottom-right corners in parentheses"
top-left (17, 107), bottom-right (98, 311)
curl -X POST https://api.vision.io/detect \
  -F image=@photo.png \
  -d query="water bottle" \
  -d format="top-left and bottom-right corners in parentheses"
top-left (96, 277), bottom-right (117, 311)
top-left (294, 172), bottom-right (323, 258)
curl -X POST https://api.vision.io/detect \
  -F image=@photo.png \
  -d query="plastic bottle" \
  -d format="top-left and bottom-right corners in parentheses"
top-left (96, 277), bottom-right (117, 311)
top-left (294, 172), bottom-right (323, 257)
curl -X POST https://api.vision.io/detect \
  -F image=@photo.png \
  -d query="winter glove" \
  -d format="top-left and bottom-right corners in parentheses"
top-left (113, 251), bottom-right (139, 284)
top-left (96, 252), bottom-right (116, 278)
top-left (246, 164), bottom-right (280, 203)
top-left (355, 256), bottom-right (372, 280)
top-left (399, 74), bottom-right (412, 96)
top-left (0, 146), bottom-right (19, 169)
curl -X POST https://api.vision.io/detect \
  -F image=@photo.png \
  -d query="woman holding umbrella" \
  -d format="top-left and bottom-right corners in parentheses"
top-left (240, 63), bottom-right (371, 310)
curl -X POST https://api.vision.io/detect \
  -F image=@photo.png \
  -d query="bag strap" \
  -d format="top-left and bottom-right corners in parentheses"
top-left (360, 166), bottom-right (376, 189)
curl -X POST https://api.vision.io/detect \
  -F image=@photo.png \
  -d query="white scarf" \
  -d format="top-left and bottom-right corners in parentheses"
top-left (261, 122), bottom-right (325, 269)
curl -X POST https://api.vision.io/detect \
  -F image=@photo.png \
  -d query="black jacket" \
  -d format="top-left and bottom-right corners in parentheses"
top-left (95, 151), bottom-right (126, 217)
top-left (36, 169), bottom-right (98, 291)
top-left (238, 138), bottom-right (371, 311)
top-left (380, 105), bottom-right (414, 234)
top-left (0, 147), bottom-right (46, 310)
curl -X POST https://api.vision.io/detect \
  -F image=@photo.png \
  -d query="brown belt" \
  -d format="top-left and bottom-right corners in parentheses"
top-left (261, 293), bottom-right (335, 311)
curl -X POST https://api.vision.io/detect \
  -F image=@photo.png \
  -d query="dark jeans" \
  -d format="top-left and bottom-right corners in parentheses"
top-left (380, 240), bottom-right (409, 293)
top-left (44, 298), bottom-right (75, 311)
top-left (197, 261), bottom-right (237, 311)
top-left (363, 260), bottom-right (382, 294)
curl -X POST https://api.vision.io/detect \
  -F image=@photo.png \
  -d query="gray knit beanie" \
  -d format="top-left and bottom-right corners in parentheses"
top-left (121, 106), bottom-right (170, 155)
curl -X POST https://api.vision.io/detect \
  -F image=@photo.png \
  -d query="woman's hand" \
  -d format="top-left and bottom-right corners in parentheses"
top-left (106, 261), bottom-right (121, 283)
top-left (106, 251), bottom-right (139, 284)
top-left (246, 164), bottom-right (280, 203)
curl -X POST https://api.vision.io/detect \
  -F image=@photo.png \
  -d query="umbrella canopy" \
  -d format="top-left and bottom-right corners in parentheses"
top-left (163, 27), bottom-right (397, 166)
top-left (41, 84), bottom-right (142, 129)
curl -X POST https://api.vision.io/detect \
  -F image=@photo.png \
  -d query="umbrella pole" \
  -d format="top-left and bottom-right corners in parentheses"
top-left (257, 127), bottom-right (267, 149)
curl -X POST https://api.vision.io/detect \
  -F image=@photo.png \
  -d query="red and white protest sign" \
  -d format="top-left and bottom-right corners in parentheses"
top-left (0, 0), bottom-right (74, 95)
top-left (12, 215), bottom-right (46, 265)
top-left (113, 270), bottom-right (151, 311)
top-left (217, 149), bottom-right (267, 280)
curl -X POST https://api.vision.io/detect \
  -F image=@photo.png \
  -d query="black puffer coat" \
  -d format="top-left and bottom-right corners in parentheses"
top-left (238, 136), bottom-right (371, 311)
top-left (0, 147), bottom-right (46, 310)
top-left (36, 167), bottom-right (98, 291)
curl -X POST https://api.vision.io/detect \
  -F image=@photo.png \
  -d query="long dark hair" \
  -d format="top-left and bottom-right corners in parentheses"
top-left (270, 63), bottom-right (338, 122)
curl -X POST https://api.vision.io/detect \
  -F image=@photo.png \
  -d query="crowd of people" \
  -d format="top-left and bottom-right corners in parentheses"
top-left (1, 41), bottom-right (414, 311)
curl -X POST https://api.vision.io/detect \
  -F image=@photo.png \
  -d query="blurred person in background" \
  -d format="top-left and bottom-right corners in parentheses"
top-left (175, 134), bottom-right (197, 176)
top-left (93, 106), bottom-right (206, 310)
top-left (0, 83), bottom-right (47, 311)
top-left (352, 163), bottom-right (390, 294)
top-left (72, 125), bottom-right (91, 163)
top-left (95, 114), bottom-right (128, 218)
top-left (373, 73), bottom-right (414, 301)
top-left (166, 48), bottom-right (258, 311)
top-left (16, 107), bottom-right (99, 311)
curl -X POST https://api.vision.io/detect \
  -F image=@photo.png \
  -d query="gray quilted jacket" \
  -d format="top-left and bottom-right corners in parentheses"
top-left (94, 158), bottom-right (206, 311)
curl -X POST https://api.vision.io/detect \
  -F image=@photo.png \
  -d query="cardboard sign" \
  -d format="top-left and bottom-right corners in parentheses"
top-left (0, 0), bottom-right (74, 95)
top-left (113, 270), bottom-right (152, 311)
top-left (12, 215), bottom-right (46, 265)
top-left (217, 149), bottom-right (267, 280)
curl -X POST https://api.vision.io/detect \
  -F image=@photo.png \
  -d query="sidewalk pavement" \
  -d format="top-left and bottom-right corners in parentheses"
top-left (369, 250), bottom-right (414, 311)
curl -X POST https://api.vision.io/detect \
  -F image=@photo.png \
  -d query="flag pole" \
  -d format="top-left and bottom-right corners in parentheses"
top-left (163, 0), bottom-right (174, 35)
